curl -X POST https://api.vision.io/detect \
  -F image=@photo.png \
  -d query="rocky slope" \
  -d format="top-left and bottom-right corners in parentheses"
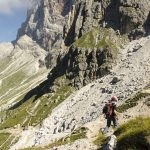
top-left (0, 0), bottom-right (150, 150)
top-left (10, 36), bottom-right (150, 150)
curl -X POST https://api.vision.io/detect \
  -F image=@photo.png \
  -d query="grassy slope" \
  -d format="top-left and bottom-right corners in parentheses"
top-left (114, 117), bottom-right (150, 150)
top-left (0, 58), bottom-right (10, 72)
top-left (73, 27), bottom-right (128, 69)
top-left (0, 84), bottom-right (74, 129)
top-left (74, 27), bottom-right (128, 50)
top-left (93, 132), bottom-right (107, 147)
top-left (117, 90), bottom-right (150, 113)
top-left (0, 132), bottom-right (18, 150)
top-left (0, 70), bottom-right (26, 96)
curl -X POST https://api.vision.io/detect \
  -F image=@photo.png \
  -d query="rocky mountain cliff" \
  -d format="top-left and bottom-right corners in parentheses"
top-left (16, 0), bottom-right (150, 88)
top-left (17, 0), bottom-right (150, 68)
top-left (64, 0), bottom-right (150, 43)
top-left (0, 0), bottom-right (150, 150)
top-left (19, 0), bottom-right (150, 43)
top-left (17, 0), bottom-right (73, 67)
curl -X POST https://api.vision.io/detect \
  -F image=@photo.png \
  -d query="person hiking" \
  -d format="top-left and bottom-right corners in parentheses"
top-left (102, 96), bottom-right (119, 134)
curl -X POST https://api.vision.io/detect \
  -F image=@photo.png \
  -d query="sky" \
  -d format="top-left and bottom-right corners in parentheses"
top-left (0, 0), bottom-right (31, 43)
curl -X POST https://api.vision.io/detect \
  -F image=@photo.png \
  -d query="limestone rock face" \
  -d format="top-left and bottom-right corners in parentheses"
top-left (119, 0), bottom-right (150, 39)
top-left (0, 42), bottom-right (14, 59)
top-left (17, 0), bottom-right (150, 68)
top-left (17, 0), bottom-right (73, 67)
top-left (17, 0), bottom-right (73, 50)
top-left (64, 0), bottom-right (106, 45)
top-left (66, 46), bottom-right (113, 88)
top-left (47, 27), bottom-right (127, 89)
top-left (64, 0), bottom-right (150, 45)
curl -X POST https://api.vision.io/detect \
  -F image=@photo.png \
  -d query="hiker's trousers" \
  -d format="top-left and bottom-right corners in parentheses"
top-left (107, 116), bottom-right (118, 128)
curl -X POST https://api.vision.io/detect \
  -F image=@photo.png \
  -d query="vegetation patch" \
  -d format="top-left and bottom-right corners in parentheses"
top-left (0, 58), bottom-right (10, 73)
top-left (0, 70), bottom-right (26, 96)
top-left (73, 27), bottom-right (128, 50)
top-left (0, 83), bottom-right (74, 129)
top-left (114, 117), bottom-right (150, 150)
top-left (0, 98), bottom-right (32, 129)
top-left (0, 132), bottom-right (11, 146)
top-left (117, 91), bottom-right (150, 113)
top-left (0, 132), bottom-right (18, 150)
top-left (93, 131), bottom-right (107, 146)
top-left (73, 27), bottom-right (128, 71)
top-left (24, 85), bottom-right (74, 126)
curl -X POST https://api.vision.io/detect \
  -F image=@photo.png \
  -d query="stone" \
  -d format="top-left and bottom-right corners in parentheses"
top-left (128, 53), bottom-right (132, 57)
top-left (111, 77), bottom-right (121, 84)
top-left (133, 44), bottom-right (142, 52)
top-left (103, 135), bottom-right (117, 150)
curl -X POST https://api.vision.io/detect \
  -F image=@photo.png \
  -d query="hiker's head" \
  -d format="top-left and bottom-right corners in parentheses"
top-left (108, 100), bottom-right (111, 103)
top-left (111, 96), bottom-right (118, 104)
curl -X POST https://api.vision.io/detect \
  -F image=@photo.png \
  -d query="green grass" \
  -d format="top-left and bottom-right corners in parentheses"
top-left (0, 58), bottom-right (10, 73)
top-left (74, 28), bottom-right (117, 49)
top-left (73, 27), bottom-right (129, 69)
top-left (24, 85), bottom-right (74, 126)
top-left (73, 27), bottom-right (128, 50)
top-left (0, 132), bottom-right (11, 146)
top-left (0, 98), bottom-right (32, 129)
top-left (0, 70), bottom-right (48, 106)
top-left (93, 131), bottom-right (107, 146)
top-left (114, 117), bottom-right (150, 150)
top-left (74, 29), bottom-right (97, 48)
top-left (0, 84), bottom-right (74, 129)
top-left (0, 132), bottom-right (18, 150)
top-left (0, 70), bottom-right (26, 96)
top-left (117, 91), bottom-right (150, 113)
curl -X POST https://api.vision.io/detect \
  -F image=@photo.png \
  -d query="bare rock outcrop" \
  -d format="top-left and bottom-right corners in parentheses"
top-left (17, 0), bottom-right (73, 67)
top-left (16, 0), bottom-right (150, 68)
top-left (64, 0), bottom-right (150, 45)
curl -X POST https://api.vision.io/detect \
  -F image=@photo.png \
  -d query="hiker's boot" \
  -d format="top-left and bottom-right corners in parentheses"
top-left (103, 126), bottom-right (109, 134)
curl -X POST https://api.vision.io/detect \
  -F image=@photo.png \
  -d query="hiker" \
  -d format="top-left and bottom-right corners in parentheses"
top-left (102, 96), bottom-right (119, 134)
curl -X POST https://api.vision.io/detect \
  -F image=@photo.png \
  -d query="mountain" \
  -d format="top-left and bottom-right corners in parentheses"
top-left (0, 0), bottom-right (150, 150)
top-left (0, 35), bottom-right (49, 112)
top-left (17, 0), bottom-right (73, 67)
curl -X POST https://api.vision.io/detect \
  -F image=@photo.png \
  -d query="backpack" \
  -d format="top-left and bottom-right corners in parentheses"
top-left (102, 104), bottom-right (109, 115)
top-left (103, 103), bottom-right (115, 117)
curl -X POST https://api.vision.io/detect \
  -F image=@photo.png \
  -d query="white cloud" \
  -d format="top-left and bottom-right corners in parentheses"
top-left (0, 0), bottom-right (33, 15)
